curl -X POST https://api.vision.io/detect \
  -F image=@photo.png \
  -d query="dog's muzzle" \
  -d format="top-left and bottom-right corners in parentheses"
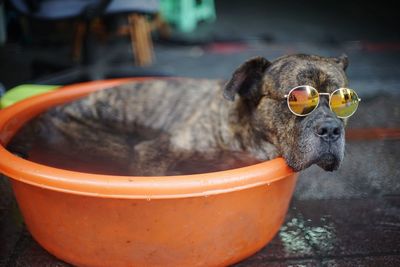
top-left (314, 119), bottom-right (344, 171)
top-left (285, 115), bottom-right (345, 172)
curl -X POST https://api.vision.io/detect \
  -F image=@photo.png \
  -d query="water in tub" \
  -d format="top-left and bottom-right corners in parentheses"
top-left (7, 115), bottom-right (261, 176)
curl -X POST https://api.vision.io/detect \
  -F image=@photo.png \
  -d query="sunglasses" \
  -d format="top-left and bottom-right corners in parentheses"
top-left (284, 86), bottom-right (361, 118)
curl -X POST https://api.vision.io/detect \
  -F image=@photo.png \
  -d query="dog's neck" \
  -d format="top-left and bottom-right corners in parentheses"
top-left (214, 94), bottom-right (278, 161)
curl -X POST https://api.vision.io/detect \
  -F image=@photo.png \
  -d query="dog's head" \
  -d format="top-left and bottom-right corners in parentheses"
top-left (224, 54), bottom-right (350, 171)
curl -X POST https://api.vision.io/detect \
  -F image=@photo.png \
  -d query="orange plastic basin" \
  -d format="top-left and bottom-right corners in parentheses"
top-left (0, 79), bottom-right (298, 267)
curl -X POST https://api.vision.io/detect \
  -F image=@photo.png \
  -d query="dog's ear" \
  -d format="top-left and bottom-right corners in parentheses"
top-left (223, 57), bottom-right (271, 101)
top-left (330, 54), bottom-right (349, 71)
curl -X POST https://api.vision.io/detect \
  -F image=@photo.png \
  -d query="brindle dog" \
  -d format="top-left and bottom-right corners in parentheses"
top-left (9, 54), bottom-right (350, 175)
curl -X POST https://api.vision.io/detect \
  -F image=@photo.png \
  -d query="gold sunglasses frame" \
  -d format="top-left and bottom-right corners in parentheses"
top-left (284, 85), bottom-right (361, 118)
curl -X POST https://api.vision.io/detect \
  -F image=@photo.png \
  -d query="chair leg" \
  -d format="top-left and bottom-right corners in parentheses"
top-left (72, 22), bottom-right (87, 63)
top-left (151, 13), bottom-right (171, 39)
top-left (128, 14), bottom-right (154, 66)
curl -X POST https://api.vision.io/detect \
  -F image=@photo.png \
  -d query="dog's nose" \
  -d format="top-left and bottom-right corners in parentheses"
top-left (316, 120), bottom-right (342, 142)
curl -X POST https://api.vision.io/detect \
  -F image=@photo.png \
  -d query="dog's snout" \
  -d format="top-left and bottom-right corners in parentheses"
top-left (315, 120), bottom-right (342, 142)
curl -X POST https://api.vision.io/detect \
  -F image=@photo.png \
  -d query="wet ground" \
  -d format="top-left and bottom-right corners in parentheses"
top-left (1, 0), bottom-right (399, 266)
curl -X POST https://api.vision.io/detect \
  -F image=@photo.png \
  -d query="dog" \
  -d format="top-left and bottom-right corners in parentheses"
top-left (9, 54), bottom-right (350, 175)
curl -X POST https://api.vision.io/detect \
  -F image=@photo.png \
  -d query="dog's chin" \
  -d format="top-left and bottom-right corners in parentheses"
top-left (285, 152), bottom-right (341, 172)
top-left (316, 153), bottom-right (341, 172)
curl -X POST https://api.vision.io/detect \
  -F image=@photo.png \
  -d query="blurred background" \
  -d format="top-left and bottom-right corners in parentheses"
top-left (0, 0), bottom-right (399, 266)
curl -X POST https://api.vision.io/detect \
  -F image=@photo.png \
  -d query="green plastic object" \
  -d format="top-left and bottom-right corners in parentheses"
top-left (160, 0), bottom-right (216, 33)
top-left (0, 84), bottom-right (60, 109)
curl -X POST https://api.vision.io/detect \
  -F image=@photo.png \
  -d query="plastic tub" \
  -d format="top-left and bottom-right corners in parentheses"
top-left (0, 78), bottom-right (297, 267)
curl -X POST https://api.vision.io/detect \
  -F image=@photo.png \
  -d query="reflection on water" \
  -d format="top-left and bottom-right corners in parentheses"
top-left (8, 132), bottom-right (262, 176)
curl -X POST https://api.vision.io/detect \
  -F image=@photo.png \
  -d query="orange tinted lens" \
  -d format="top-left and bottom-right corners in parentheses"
top-left (287, 86), bottom-right (319, 116)
top-left (330, 88), bottom-right (359, 118)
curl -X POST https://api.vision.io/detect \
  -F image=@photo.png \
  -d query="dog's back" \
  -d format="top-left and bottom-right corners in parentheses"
top-left (58, 79), bottom-right (220, 133)
top-left (8, 78), bottom-right (224, 163)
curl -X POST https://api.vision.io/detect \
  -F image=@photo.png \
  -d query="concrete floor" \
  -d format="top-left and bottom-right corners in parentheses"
top-left (0, 0), bottom-right (399, 266)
